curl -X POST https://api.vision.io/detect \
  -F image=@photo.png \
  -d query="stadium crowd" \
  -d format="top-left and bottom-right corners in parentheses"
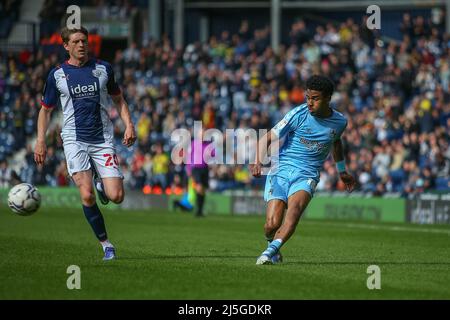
top-left (0, 9), bottom-right (449, 196)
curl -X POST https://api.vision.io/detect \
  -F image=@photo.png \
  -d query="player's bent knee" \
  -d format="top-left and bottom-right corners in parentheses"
top-left (264, 224), bottom-right (277, 236)
top-left (109, 189), bottom-right (124, 204)
top-left (264, 218), bottom-right (281, 234)
top-left (80, 190), bottom-right (96, 206)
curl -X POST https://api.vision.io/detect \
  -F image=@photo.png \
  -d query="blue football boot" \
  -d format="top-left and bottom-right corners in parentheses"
top-left (103, 247), bottom-right (116, 261)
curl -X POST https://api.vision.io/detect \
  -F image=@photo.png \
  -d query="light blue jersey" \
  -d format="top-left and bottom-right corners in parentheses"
top-left (264, 103), bottom-right (347, 202)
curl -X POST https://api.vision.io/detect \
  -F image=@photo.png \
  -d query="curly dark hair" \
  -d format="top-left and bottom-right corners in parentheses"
top-left (306, 75), bottom-right (335, 98)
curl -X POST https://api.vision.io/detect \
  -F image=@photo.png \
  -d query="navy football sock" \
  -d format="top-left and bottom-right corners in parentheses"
top-left (82, 203), bottom-right (108, 241)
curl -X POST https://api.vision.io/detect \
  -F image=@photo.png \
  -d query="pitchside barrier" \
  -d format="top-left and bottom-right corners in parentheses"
top-left (1, 188), bottom-right (449, 225)
top-left (406, 193), bottom-right (450, 224)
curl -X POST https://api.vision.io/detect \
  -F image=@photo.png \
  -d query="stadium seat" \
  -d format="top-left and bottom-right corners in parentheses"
top-left (435, 177), bottom-right (450, 191)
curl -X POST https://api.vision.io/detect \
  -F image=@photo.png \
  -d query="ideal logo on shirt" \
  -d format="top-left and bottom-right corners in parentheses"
top-left (69, 82), bottom-right (98, 98)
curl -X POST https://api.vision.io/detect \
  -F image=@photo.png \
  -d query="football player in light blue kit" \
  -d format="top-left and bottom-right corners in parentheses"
top-left (250, 75), bottom-right (356, 265)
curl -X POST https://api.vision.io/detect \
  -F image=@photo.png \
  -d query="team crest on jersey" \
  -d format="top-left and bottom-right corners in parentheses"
top-left (92, 70), bottom-right (102, 78)
top-left (329, 129), bottom-right (337, 140)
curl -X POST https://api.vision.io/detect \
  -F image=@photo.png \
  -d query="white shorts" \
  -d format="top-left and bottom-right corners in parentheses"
top-left (63, 141), bottom-right (123, 179)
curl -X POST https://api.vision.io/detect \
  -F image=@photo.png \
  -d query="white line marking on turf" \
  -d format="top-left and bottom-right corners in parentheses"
top-left (304, 221), bottom-right (450, 235)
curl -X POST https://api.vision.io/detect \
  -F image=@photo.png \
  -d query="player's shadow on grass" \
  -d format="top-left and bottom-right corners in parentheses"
top-left (101, 255), bottom-right (450, 265)
top-left (116, 255), bottom-right (258, 261)
top-left (283, 261), bottom-right (450, 266)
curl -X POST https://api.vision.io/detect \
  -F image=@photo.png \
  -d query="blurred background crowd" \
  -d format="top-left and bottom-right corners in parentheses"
top-left (0, 0), bottom-right (449, 196)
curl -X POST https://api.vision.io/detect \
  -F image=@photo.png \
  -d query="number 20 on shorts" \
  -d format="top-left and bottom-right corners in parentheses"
top-left (103, 154), bottom-right (119, 167)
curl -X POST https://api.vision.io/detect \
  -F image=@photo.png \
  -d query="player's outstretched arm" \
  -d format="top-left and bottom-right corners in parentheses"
top-left (250, 129), bottom-right (277, 177)
top-left (332, 138), bottom-right (356, 193)
top-left (111, 94), bottom-right (136, 147)
top-left (34, 106), bottom-right (52, 165)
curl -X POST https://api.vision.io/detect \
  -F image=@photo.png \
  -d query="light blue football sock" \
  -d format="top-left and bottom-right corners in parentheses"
top-left (262, 239), bottom-right (283, 258)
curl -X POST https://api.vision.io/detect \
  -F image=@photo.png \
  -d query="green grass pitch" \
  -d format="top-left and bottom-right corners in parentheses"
top-left (1, 206), bottom-right (449, 299)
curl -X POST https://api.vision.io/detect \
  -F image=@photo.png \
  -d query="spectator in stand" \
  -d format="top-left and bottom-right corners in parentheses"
top-left (0, 160), bottom-right (12, 188)
top-left (152, 143), bottom-right (169, 190)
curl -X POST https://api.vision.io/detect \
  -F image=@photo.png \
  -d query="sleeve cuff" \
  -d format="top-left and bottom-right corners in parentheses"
top-left (40, 101), bottom-right (54, 109)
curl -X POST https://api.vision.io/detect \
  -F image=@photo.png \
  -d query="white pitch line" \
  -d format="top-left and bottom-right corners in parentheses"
top-left (303, 220), bottom-right (450, 235)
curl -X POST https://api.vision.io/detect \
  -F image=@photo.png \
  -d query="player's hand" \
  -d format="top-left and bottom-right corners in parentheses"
top-left (249, 163), bottom-right (262, 178)
top-left (340, 172), bottom-right (356, 193)
top-left (123, 125), bottom-right (136, 147)
top-left (34, 140), bottom-right (47, 165)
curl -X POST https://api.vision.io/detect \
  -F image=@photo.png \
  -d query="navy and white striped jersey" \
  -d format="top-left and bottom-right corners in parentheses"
top-left (41, 59), bottom-right (121, 144)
